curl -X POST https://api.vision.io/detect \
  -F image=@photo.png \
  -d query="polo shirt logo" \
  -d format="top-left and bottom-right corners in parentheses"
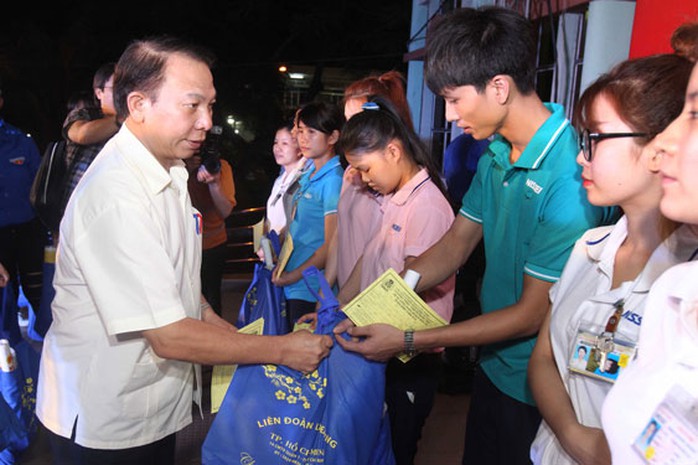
top-left (525, 178), bottom-right (543, 194)
top-left (193, 213), bottom-right (203, 235)
top-left (304, 192), bottom-right (312, 199)
top-left (622, 309), bottom-right (642, 326)
top-left (9, 157), bottom-right (25, 166)
top-left (392, 224), bottom-right (401, 232)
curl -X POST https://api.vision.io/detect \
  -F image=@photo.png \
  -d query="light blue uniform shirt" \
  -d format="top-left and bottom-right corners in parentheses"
top-left (460, 103), bottom-right (617, 405)
top-left (284, 156), bottom-right (343, 302)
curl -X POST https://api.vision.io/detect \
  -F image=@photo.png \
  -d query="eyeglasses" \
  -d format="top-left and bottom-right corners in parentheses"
top-left (580, 129), bottom-right (649, 161)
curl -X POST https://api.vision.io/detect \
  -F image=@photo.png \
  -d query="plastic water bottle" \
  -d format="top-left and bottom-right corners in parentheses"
top-left (0, 339), bottom-right (16, 372)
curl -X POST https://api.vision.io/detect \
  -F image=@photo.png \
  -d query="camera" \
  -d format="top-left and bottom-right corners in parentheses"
top-left (199, 125), bottom-right (223, 174)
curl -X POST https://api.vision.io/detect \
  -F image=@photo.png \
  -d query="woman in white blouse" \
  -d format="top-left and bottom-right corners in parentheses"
top-left (601, 60), bottom-right (698, 465)
top-left (528, 54), bottom-right (695, 465)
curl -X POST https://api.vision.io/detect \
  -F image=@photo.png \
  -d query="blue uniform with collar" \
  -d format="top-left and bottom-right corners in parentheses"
top-left (284, 156), bottom-right (343, 302)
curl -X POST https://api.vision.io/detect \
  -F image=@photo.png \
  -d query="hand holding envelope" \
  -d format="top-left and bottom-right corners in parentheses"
top-left (335, 268), bottom-right (447, 362)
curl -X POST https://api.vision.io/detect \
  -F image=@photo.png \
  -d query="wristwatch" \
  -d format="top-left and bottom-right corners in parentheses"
top-left (404, 329), bottom-right (417, 357)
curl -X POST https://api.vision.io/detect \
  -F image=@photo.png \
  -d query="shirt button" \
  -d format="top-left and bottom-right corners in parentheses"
top-left (503, 181), bottom-right (509, 187)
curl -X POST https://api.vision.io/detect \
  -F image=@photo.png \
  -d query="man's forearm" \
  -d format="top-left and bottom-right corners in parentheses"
top-left (144, 317), bottom-right (283, 365)
top-left (68, 116), bottom-right (120, 145)
top-left (409, 215), bottom-right (482, 293)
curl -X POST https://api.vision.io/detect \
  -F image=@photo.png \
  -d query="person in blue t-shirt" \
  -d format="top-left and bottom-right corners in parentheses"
top-left (272, 101), bottom-right (344, 327)
top-left (443, 132), bottom-right (489, 210)
top-left (335, 7), bottom-right (617, 465)
top-left (0, 85), bottom-right (46, 319)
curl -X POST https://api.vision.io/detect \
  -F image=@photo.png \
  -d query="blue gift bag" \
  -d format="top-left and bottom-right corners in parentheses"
top-left (203, 267), bottom-right (395, 465)
top-left (0, 394), bottom-right (28, 458)
top-left (236, 231), bottom-right (288, 335)
top-left (0, 285), bottom-right (41, 464)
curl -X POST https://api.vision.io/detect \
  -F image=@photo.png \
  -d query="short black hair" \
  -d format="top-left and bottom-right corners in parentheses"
top-left (297, 101), bottom-right (345, 135)
top-left (425, 6), bottom-right (536, 94)
top-left (113, 35), bottom-right (216, 121)
top-left (93, 62), bottom-right (116, 90)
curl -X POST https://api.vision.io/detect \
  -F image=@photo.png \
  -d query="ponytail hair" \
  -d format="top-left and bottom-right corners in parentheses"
top-left (337, 96), bottom-right (447, 197)
top-left (343, 71), bottom-right (414, 129)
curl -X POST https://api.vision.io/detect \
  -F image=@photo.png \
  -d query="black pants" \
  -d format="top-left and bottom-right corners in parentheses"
top-left (462, 368), bottom-right (541, 465)
top-left (0, 218), bottom-right (47, 313)
top-left (45, 421), bottom-right (176, 465)
top-left (201, 243), bottom-right (227, 315)
top-left (385, 353), bottom-right (441, 465)
top-left (286, 298), bottom-right (316, 329)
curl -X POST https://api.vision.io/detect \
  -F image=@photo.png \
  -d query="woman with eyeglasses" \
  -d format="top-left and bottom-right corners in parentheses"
top-left (601, 59), bottom-right (698, 465)
top-left (527, 53), bottom-right (696, 465)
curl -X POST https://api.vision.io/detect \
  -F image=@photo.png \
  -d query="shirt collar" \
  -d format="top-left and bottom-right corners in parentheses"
top-left (306, 155), bottom-right (341, 183)
top-left (114, 125), bottom-right (182, 195)
top-left (588, 220), bottom-right (698, 296)
top-left (388, 168), bottom-right (430, 206)
top-left (487, 102), bottom-right (569, 170)
top-left (666, 246), bottom-right (698, 303)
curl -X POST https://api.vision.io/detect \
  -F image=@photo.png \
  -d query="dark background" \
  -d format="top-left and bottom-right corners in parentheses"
top-left (1, 0), bottom-right (412, 206)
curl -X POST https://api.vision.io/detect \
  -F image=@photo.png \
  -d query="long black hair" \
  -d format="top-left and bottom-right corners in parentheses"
top-left (337, 96), bottom-right (447, 197)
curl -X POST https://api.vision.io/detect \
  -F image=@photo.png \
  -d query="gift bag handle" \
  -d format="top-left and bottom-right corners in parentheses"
top-left (267, 230), bottom-right (282, 257)
top-left (301, 266), bottom-right (337, 311)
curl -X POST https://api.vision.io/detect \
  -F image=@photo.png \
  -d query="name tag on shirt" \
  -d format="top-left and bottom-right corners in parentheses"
top-left (568, 324), bottom-right (637, 384)
top-left (633, 384), bottom-right (698, 463)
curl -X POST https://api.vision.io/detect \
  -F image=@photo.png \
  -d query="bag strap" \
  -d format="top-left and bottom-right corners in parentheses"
top-left (267, 230), bottom-right (282, 257)
top-left (301, 267), bottom-right (345, 334)
top-left (301, 267), bottom-right (336, 308)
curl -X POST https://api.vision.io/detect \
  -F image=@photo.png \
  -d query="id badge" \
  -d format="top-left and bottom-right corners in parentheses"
top-left (569, 325), bottom-right (637, 383)
top-left (633, 384), bottom-right (698, 463)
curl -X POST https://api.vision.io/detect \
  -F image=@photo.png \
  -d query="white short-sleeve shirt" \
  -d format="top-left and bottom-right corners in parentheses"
top-left (602, 257), bottom-right (698, 465)
top-left (36, 126), bottom-right (203, 449)
top-left (531, 219), bottom-right (698, 465)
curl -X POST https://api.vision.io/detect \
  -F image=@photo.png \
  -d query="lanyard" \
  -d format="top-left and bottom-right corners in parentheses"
top-left (597, 299), bottom-right (627, 354)
top-left (604, 299), bottom-right (625, 334)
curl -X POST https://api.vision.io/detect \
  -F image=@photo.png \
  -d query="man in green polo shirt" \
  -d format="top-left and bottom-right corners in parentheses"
top-left (335, 6), bottom-right (617, 465)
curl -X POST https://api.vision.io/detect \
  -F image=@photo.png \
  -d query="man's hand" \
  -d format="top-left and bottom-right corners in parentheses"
top-left (334, 323), bottom-right (403, 362)
top-left (279, 330), bottom-right (333, 374)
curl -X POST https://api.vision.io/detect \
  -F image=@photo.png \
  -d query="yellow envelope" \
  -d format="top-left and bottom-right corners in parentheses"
top-left (341, 268), bottom-right (447, 363)
top-left (252, 218), bottom-right (264, 254)
top-left (274, 233), bottom-right (294, 280)
top-left (210, 317), bottom-right (265, 413)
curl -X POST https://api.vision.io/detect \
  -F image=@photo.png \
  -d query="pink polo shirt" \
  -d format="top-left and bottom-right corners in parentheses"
top-left (336, 167), bottom-right (383, 288)
top-left (360, 168), bottom-right (455, 321)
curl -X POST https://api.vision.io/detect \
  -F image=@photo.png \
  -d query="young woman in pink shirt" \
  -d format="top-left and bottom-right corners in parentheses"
top-left (336, 96), bottom-right (455, 465)
top-left (325, 71), bottom-right (414, 290)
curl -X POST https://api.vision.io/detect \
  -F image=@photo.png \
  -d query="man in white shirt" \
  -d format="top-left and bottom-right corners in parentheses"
top-left (36, 36), bottom-right (332, 465)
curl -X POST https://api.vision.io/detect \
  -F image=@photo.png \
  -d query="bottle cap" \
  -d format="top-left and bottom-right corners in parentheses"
top-left (403, 269), bottom-right (421, 290)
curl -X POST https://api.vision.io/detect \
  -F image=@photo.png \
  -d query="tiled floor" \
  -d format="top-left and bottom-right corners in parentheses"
top-left (15, 276), bottom-right (471, 464)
